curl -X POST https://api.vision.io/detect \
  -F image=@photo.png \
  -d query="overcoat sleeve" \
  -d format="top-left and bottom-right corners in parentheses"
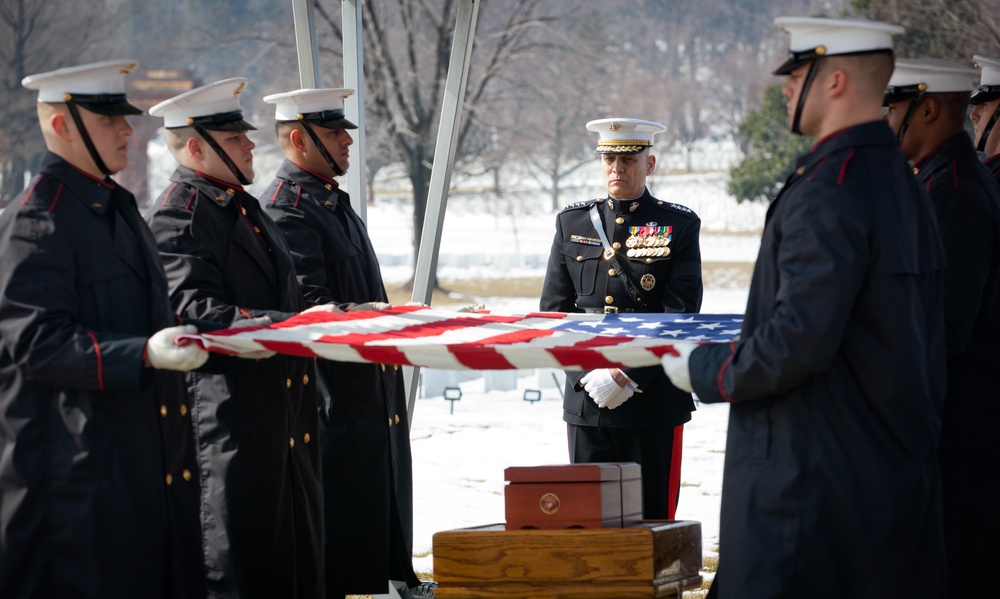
top-left (690, 182), bottom-right (868, 403)
top-left (0, 202), bottom-right (145, 392)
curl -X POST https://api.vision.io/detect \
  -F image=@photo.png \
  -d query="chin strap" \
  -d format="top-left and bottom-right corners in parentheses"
top-left (65, 100), bottom-right (112, 177)
top-left (298, 120), bottom-right (345, 177)
top-left (978, 103), bottom-right (1000, 153)
top-left (191, 123), bottom-right (251, 186)
top-left (895, 93), bottom-right (926, 148)
top-left (791, 59), bottom-right (822, 136)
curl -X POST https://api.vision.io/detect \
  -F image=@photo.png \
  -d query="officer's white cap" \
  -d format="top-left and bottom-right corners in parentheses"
top-left (884, 59), bottom-right (978, 105)
top-left (262, 88), bottom-right (358, 129)
top-left (586, 118), bottom-right (666, 155)
top-left (971, 55), bottom-right (1000, 104)
top-left (21, 59), bottom-right (143, 115)
top-left (773, 17), bottom-right (903, 75)
top-left (148, 77), bottom-right (255, 130)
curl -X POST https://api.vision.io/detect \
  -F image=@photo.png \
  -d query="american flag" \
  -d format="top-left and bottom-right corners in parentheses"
top-left (187, 306), bottom-right (743, 371)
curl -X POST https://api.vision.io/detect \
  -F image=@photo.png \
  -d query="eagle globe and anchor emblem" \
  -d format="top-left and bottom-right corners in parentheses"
top-left (539, 492), bottom-right (561, 515)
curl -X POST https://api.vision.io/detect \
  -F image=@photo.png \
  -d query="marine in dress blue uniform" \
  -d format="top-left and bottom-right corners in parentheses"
top-left (144, 79), bottom-right (324, 599)
top-left (540, 118), bottom-right (703, 520)
top-left (0, 61), bottom-right (209, 599)
top-left (259, 88), bottom-right (427, 598)
top-left (972, 55), bottom-right (1000, 182)
top-left (886, 58), bottom-right (1000, 599)
top-left (663, 19), bottom-right (949, 598)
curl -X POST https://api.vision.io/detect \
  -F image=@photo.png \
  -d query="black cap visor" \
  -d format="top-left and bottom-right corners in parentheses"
top-left (884, 84), bottom-right (924, 107)
top-left (66, 93), bottom-right (143, 116)
top-left (285, 109), bottom-right (358, 130)
top-left (171, 110), bottom-right (256, 131)
top-left (971, 85), bottom-right (1000, 105)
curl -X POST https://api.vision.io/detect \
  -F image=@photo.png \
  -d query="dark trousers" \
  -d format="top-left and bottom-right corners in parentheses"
top-left (567, 423), bottom-right (682, 520)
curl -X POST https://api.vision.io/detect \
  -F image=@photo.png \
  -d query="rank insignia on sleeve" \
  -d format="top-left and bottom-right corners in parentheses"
top-left (570, 235), bottom-right (602, 246)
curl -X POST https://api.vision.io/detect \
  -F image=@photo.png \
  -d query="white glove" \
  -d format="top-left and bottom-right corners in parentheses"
top-left (146, 325), bottom-right (209, 372)
top-left (455, 303), bottom-right (485, 313)
top-left (303, 303), bottom-right (343, 314)
top-left (661, 341), bottom-right (697, 393)
top-left (228, 316), bottom-right (276, 360)
top-left (349, 302), bottom-right (391, 312)
top-left (581, 368), bottom-right (637, 410)
top-left (405, 301), bottom-right (428, 307)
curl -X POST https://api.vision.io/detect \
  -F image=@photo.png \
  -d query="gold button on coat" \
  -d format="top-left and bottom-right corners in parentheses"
top-left (605, 295), bottom-right (614, 305)
top-left (165, 474), bottom-right (174, 486)
top-left (393, 364), bottom-right (399, 372)
top-left (289, 437), bottom-right (295, 448)
top-left (612, 242), bottom-right (621, 250)
top-left (304, 433), bottom-right (311, 444)
top-left (381, 364), bottom-right (386, 372)
top-left (160, 405), bottom-right (167, 417)
top-left (285, 378), bottom-right (292, 389)
top-left (608, 268), bottom-right (617, 276)
top-left (180, 404), bottom-right (188, 416)
top-left (388, 418), bottom-right (393, 427)
top-left (302, 374), bottom-right (309, 385)
top-left (182, 469), bottom-right (192, 482)
top-left (615, 217), bottom-right (625, 224)
top-left (394, 415), bottom-right (400, 424)
top-left (576, 255), bottom-right (583, 262)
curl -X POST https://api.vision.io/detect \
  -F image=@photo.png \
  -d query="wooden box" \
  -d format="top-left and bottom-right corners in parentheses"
top-left (433, 520), bottom-right (703, 598)
top-left (504, 463), bottom-right (625, 529)
top-left (616, 462), bottom-right (643, 527)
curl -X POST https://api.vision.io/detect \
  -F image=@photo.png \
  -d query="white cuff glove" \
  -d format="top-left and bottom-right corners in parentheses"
top-left (456, 303), bottom-right (485, 313)
top-left (661, 341), bottom-right (697, 393)
top-left (146, 325), bottom-right (209, 372)
top-left (303, 303), bottom-right (343, 314)
top-left (581, 368), bottom-right (638, 410)
top-left (229, 316), bottom-right (276, 360)
top-left (349, 302), bottom-right (391, 312)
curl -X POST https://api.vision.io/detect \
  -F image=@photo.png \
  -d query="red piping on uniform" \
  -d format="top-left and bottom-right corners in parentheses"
top-left (85, 330), bottom-right (105, 391)
top-left (69, 165), bottom-right (115, 188)
top-left (20, 176), bottom-right (43, 206)
top-left (184, 189), bottom-right (197, 211)
top-left (837, 150), bottom-right (855, 185)
top-left (806, 156), bottom-right (829, 182)
top-left (811, 126), bottom-right (852, 150)
top-left (952, 160), bottom-right (959, 188)
top-left (239, 308), bottom-right (252, 319)
top-left (925, 174), bottom-right (934, 194)
top-left (717, 352), bottom-right (735, 403)
top-left (160, 183), bottom-right (178, 207)
top-left (294, 186), bottom-right (303, 210)
top-left (296, 164), bottom-right (339, 188)
top-left (667, 424), bottom-right (684, 520)
top-left (48, 184), bottom-right (66, 213)
top-left (269, 180), bottom-right (285, 204)
top-left (194, 171), bottom-right (244, 191)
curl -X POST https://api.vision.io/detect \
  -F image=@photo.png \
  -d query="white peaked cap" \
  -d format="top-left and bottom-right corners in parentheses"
top-left (773, 17), bottom-right (903, 74)
top-left (21, 59), bottom-right (142, 115)
top-left (262, 88), bottom-right (358, 129)
top-left (888, 59), bottom-right (978, 93)
top-left (149, 77), bottom-right (254, 130)
top-left (586, 118), bottom-right (666, 154)
top-left (972, 55), bottom-right (1000, 104)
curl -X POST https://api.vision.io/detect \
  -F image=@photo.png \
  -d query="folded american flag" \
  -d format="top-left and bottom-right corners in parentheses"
top-left (188, 306), bottom-right (742, 371)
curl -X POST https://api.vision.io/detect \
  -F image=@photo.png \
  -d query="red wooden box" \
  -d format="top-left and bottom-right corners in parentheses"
top-left (504, 463), bottom-right (643, 529)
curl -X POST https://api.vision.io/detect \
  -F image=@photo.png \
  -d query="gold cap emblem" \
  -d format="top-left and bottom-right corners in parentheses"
top-left (234, 82), bottom-right (246, 96)
top-left (608, 122), bottom-right (621, 132)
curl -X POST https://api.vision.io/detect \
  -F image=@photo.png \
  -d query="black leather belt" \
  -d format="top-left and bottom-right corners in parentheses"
top-left (579, 306), bottom-right (638, 314)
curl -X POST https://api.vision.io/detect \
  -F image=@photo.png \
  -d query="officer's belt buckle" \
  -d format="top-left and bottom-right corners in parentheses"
top-left (603, 248), bottom-right (615, 261)
top-left (604, 306), bottom-right (618, 314)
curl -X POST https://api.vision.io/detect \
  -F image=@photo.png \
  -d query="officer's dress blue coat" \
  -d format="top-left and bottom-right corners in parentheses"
top-left (262, 160), bottom-right (419, 596)
top-left (0, 153), bottom-right (203, 598)
top-left (915, 131), bottom-right (1000, 599)
top-left (146, 166), bottom-right (324, 599)
top-left (689, 122), bottom-right (948, 598)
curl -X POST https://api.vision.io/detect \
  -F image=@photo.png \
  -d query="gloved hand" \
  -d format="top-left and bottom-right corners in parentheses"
top-left (405, 301), bottom-right (429, 307)
top-left (455, 303), bottom-right (486, 313)
top-left (661, 341), bottom-right (697, 393)
top-left (146, 325), bottom-right (209, 371)
top-left (581, 368), bottom-right (638, 410)
top-left (303, 303), bottom-right (343, 314)
top-left (229, 316), bottom-right (276, 360)
top-left (349, 301), bottom-right (391, 312)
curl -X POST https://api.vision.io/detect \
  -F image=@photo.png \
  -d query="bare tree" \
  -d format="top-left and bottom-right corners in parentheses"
top-left (0, 0), bottom-right (122, 204)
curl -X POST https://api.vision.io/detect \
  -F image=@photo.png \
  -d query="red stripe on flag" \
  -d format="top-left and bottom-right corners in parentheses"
top-left (548, 335), bottom-right (632, 369)
top-left (448, 329), bottom-right (556, 369)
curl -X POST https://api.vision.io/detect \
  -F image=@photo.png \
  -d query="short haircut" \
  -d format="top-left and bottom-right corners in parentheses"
top-left (819, 52), bottom-right (896, 103)
top-left (929, 92), bottom-right (973, 129)
top-left (164, 127), bottom-right (196, 155)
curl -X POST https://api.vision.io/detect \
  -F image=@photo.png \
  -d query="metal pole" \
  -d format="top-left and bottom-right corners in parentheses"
top-left (291, 0), bottom-right (321, 88)
top-left (342, 0), bottom-right (368, 221)
top-left (403, 0), bottom-right (480, 424)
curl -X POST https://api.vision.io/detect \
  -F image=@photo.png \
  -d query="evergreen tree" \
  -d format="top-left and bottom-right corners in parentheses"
top-left (727, 84), bottom-right (812, 203)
